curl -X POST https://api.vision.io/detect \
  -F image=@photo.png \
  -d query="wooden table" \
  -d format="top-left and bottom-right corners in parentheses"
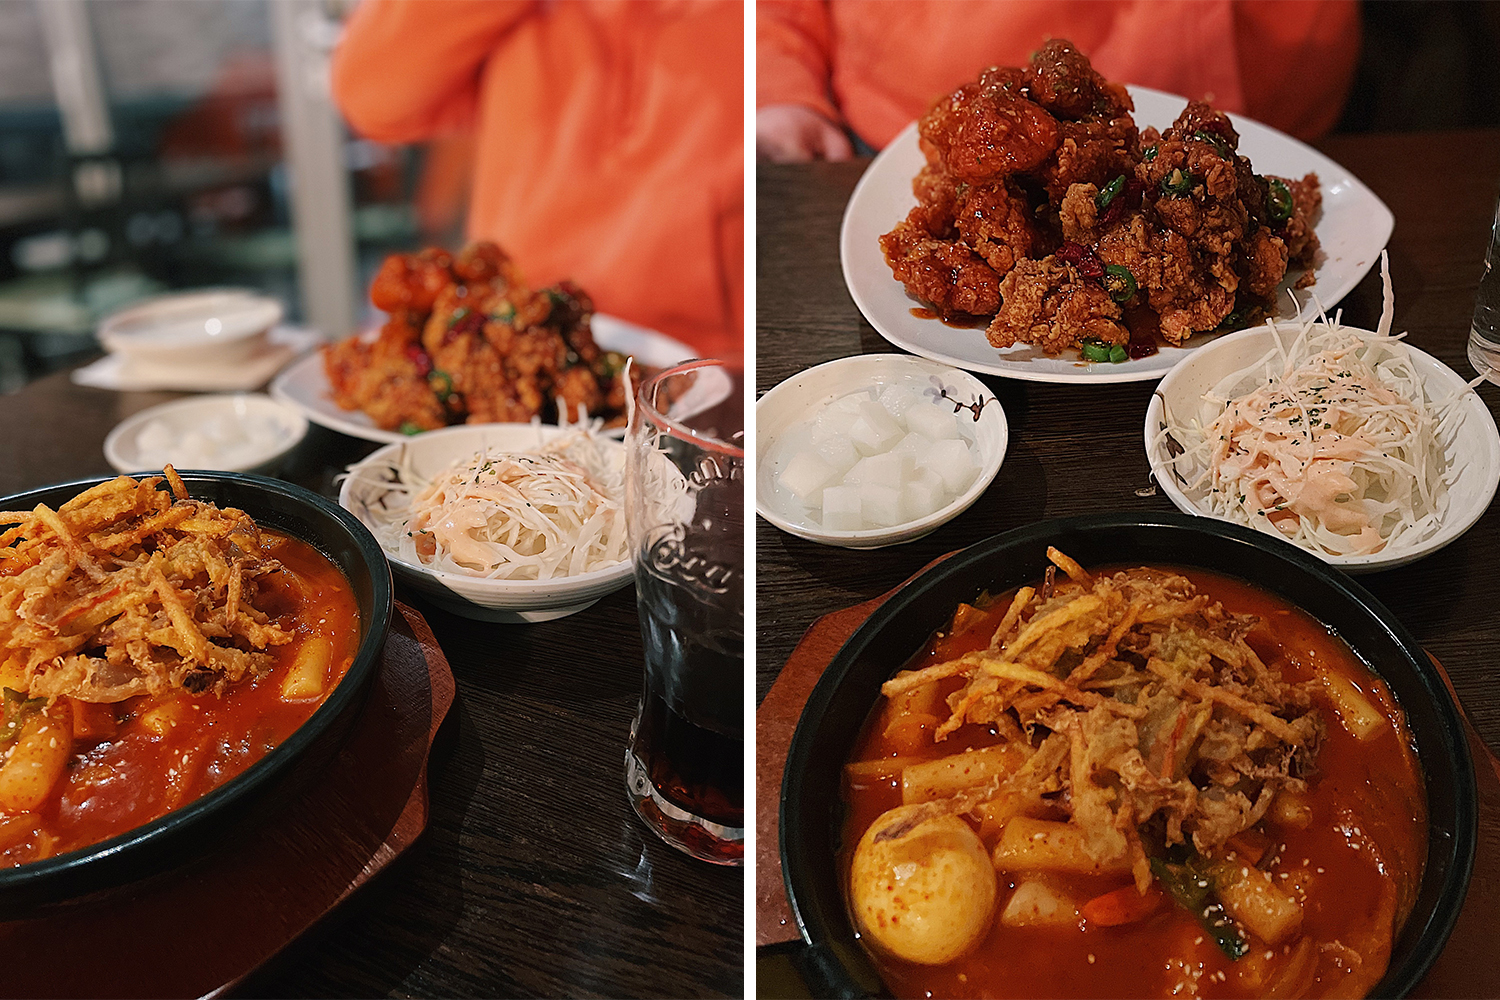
top-left (0, 382), bottom-right (743, 997)
top-left (756, 131), bottom-right (1500, 970)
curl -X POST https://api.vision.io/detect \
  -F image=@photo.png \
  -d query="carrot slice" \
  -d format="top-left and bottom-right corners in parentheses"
top-left (1081, 884), bottom-right (1163, 926)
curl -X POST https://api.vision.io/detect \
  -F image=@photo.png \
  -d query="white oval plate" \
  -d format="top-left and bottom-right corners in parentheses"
top-left (1143, 322), bottom-right (1500, 573)
top-left (756, 354), bottom-right (1008, 549)
top-left (272, 314), bottom-right (707, 443)
top-left (840, 85), bottom-right (1395, 384)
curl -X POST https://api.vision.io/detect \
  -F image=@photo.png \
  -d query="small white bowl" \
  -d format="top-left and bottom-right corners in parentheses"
top-left (98, 289), bottom-right (283, 365)
top-left (339, 424), bottom-right (634, 623)
top-left (756, 354), bottom-right (1009, 549)
top-left (1144, 322), bottom-right (1500, 573)
top-left (104, 393), bottom-right (308, 475)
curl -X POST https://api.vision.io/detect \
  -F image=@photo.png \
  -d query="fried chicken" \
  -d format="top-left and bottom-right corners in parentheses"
top-left (880, 43), bottom-right (1323, 358)
top-left (321, 242), bottom-right (637, 431)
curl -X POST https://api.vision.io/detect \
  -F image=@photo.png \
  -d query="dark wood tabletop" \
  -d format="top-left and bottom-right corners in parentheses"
top-left (756, 129), bottom-right (1500, 735)
top-left (0, 380), bottom-right (743, 997)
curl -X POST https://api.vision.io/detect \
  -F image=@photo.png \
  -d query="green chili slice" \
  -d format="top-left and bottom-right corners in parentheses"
top-left (1161, 168), bottom-right (1194, 196)
top-left (1267, 178), bottom-right (1294, 223)
top-left (1080, 339), bottom-right (1114, 363)
top-left (1143, 144), bottom-right (1159, 162)
top-left (1192, 130), bottom-right (1231, 158)
top-left (1102, 264), bottom-right (1137, 303)
top-left (428, 369), bottom-right (454, 400)
top-left (1151, 858), bottom-right (1250, 961)
top-left (1108, 344), bottom-right (1128, 363)
top-left (399, 421), bottom-right (423, 436)
top-left (1095, 175), bottom-right (1125, 212)
top-left (1217, 306), bottom-right (1247, 331)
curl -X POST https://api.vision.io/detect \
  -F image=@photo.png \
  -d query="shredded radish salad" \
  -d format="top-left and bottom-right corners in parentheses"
top-left (1158, 287), bottom-right (1468, 557)
top-left (354, 428), bottom-right (628, 580)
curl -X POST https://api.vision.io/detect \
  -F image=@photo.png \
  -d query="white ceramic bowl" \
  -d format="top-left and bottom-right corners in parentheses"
top-left (338, 423), bottom-right (634, 623)
top-left (98, 289), bottom-right (283, 365)
top-left (104, 393), bottom-right (308, 475)
top-left (756, 354), bottom-right (1009, 549)
top-left (1144, 322), bottom-right (1500, 573)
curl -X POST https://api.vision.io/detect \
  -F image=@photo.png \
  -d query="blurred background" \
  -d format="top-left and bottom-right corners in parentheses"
top-left (0, 0), bottom-right (1497, 391)
top-left (0, 0), bottom-right (445, 392)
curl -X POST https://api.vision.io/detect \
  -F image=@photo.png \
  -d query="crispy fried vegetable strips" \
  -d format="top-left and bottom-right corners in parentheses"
top-left (876, 548), bottom-right (1323, 892)
top-left (0, 470), bottom-right (292, 703)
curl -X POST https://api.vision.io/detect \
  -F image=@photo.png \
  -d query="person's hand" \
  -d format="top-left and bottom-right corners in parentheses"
top-left (757, 104), bottom-right (853, 163)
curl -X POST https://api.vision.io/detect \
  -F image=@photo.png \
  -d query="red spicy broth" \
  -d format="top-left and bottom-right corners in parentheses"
top-left (0, 531), bottom-right (360, 865)
top-left (841, 568), bottom-right (1426, 999)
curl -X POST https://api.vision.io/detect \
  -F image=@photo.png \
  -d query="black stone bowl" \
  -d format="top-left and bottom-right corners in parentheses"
top-left (779, 512), bottom-right (1476, 999)
top-left (0, 471), bottom-right (392, 916)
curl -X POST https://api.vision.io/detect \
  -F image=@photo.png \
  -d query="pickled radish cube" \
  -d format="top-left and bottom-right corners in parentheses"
top-left (852, 413), bottom-right (894, 455)
top-left (822, 485), bottom-right (862, 530)
top-left (901, 473), bottom-right (947, 521)
top-left (779, 450), bottom-right (838, 503)
top-left (846, 452), bottom-right (906, 487)
top-left (891, 432), bottom-right (935, 466)
top-left (830, 390), bottom-right (871, 413)
top-left (815, 405), bottom-right (860, 438)
top-left (850, 401), bottom-right (903, 455)
top-left (910, 464), bottom-right (945, 495)
top-left (812, 433), bottom-right (859, 476)
top-left (878, 384), bottom-right (919, 426)
top-left (918, 439), bottom-right (977, 493)
top-left (906, 402), bottom-right (962, 441)
top-left (860, 484), bottom-right (903, 527)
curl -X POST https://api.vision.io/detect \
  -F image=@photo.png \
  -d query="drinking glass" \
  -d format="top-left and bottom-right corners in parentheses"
top-left (1469, 188), bottom-right (1500, 381)
top-left (623, 359), bottom-right (744, 865)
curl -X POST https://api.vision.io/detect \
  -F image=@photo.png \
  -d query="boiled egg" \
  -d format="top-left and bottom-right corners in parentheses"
top-left (849, 803), bottom-right (996, 964)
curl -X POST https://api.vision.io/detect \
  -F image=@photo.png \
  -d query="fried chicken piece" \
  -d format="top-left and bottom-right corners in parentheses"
top-left (955, 180), bottom-right (1041, 275)
top-left (548, 281), bottom-right (603, 367)
top-left (1274, 173), bottom-right (1322, 270)
top-left (881, 235), bottom-right (1003, 319)
top-left (451, 240), bottom-right (520, 286)
top-left (1242, 226), bottom-right (1290, 300)
top-left (988, 257), bottom-right (1126, 353)
top-left (322, 314), bottom-right (447, 432)
top-left (919, 74), bottom-right (1060, 182)
top-left (1039, 115), bottom-right (1139, 206)
top-left (1024, 38), bottom-right (1133, 121)
top-left (553, 364), bottom-right (604, 423)
top-left (369, 247), bottom-right (454, 315)
top-left (1058, 182), bottom-right (1101, 244)
top-left (1094, 215), bottom-right (1235, 345)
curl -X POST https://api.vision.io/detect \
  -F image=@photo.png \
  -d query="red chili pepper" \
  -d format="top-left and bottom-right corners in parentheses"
top-left (1057, 240), bottom-right (1105, 279)
top-left (404, 344), bottom-right (432, 376)
top-left (1100, 177), bottom-right (1146, 228)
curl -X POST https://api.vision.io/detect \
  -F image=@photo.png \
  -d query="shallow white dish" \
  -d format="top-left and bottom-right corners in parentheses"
top-left (273, 314), bottom-right (706, 443)
top-left (104, 393), bottom-right (308, 475)
top-left (1144, 322), bottom-right (1500, 572)
top-left (840, 85), bottom-right (1394, 384)
top-left (757, 354), bottom-right (1008, 549)
top-left (98, 289), bottom-right (283, 365)
top-left (339, 423), bottom-right (634, 622)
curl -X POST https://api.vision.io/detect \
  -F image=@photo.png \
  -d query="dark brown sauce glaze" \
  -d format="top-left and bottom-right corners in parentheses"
top-left (1123, 303), bottom-right (1163, 358)
top-left (910, 307), bottom-right (989, 330)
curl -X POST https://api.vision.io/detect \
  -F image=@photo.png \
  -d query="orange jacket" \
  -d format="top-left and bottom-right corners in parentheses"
top-left (333, 0), bottom-right (743, 361)
top-left (758, 0), bottom-right (1360, 146)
